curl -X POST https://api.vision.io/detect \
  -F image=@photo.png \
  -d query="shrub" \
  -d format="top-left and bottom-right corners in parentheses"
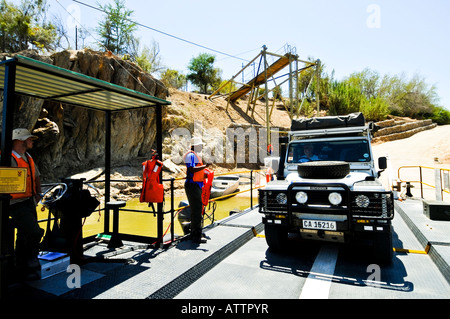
top-left (360, 96), bottom-right (389, 121)
top-left (428, 106), bottom-right (450, 125)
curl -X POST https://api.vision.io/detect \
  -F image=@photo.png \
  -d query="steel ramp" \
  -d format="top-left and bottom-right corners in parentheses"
top-left (228, 53), bottom-right (294, 102)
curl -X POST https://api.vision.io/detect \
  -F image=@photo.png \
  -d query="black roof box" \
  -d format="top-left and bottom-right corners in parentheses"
top-left (291, 112), bottom-right (365, 131)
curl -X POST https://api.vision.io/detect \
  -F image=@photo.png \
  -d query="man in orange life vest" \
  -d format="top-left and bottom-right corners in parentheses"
top-left (9, 128), bottom-right (44, 280)
top-left (184, 137), bottom-right (209, 244)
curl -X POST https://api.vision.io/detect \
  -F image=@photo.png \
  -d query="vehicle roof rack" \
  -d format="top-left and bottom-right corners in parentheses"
top-left (291, 112), bottom-right (365, 131)
top-left (289, 125), bottom-right (372, 140)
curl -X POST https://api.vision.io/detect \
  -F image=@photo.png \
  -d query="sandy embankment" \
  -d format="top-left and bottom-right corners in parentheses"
top-left (372, 125), bottom-right (450, 200)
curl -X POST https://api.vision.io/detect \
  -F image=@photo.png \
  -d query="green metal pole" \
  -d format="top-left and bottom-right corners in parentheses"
top-left (0, 61), bottom-right (16, 299)
top-left (104, 111), bottom-right (111, 234)
top-left (263, 46), bottom-right (270, 148)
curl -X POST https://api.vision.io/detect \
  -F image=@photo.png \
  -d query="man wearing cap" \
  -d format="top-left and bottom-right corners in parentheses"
top-left (183, 137), bottom-right (208, 244)
top-left (8, 128), bottom-right (44, 280)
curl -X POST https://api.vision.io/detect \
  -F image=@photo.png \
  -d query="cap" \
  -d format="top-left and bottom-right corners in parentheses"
top-left (12, 128), bottom-right (38, 141)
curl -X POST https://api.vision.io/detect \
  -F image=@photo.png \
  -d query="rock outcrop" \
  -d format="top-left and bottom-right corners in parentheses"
top-left (1, 49), bottom-right (168, 182)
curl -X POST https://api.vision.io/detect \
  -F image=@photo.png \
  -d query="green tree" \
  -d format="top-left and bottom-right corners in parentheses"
top-left (359, 96), bottom-right (389, 121)
top-left (429, 105), bottom-right (450, 125)
top-left (133, 40), bottom-right (164, 74)
top-left (187, 53), bottom-right (221, 94)
top-left (321, 68), bottom-right (443, 122)
top-left (326, 80), bottom-right (362, 116)
top-left (347, 69), bottom-right (380, 99)
top-left (218, 80), bottom-right (237, 95)
top-left (160, 69), bottom-right (186, 89)
top-left (97, 0), bottom-right (136, 56)
top-left (0, 0), bottom-right (56, 53)
top-left (386, 74), bottom-right (439, 119)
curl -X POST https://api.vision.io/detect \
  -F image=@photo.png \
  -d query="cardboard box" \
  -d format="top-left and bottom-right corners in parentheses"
top-left (38, 252), bottom-right (70, 279)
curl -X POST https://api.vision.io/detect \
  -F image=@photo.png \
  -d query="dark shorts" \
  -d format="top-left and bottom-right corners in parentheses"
top-left (184, 182), bottom-right (203, 239)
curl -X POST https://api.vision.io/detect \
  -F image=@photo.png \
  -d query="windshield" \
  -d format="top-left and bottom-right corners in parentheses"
top-left (287, 139), bottom-right (371, 163)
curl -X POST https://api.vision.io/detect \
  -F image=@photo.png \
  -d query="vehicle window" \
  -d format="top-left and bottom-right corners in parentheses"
top-left (287, 140), bottom-right (371, 163)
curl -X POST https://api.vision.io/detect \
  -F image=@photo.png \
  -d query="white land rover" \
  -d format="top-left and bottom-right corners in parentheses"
top-left (259, 113), bottom-right (394, 264)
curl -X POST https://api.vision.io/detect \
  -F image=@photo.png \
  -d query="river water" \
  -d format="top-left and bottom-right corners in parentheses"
top-left (37, 191), bottom-right (256, 241)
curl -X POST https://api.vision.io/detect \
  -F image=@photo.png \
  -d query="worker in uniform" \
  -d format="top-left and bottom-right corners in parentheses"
top-left (184, 137), bottom-right (208, 244)
top-left (9, 128), bottom-right (44, 280)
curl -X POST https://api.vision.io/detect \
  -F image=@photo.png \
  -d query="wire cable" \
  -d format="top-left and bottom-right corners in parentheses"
top-left (56, 0), bottom-right (167, 96)
top-left (72, 0), bottom-right (251, 62)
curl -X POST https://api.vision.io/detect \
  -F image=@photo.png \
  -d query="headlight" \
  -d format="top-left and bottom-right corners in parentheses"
top-left (355, 194), bottom-right (370, 208)
top-left (276, 193), bottom-right (288, 205)
top-left (295, 191), bottom-right (308, 204)
top-left (328, 192), bottom-right (343, 205)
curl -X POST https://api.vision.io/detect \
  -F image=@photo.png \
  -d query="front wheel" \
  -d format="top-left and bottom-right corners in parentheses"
top-left (264, 224), bottom-right (288, 252)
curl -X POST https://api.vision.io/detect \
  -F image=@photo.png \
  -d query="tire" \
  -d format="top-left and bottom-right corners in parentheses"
top-left (264, 224), bottom-right (288, 252)
top-left (297, 161), bottom-right (350, 179)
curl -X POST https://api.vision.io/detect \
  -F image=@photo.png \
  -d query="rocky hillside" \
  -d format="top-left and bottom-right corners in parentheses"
top-left (1, 49), bottom-right (168, 181)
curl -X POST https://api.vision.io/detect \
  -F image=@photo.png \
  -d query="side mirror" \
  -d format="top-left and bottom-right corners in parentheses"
top-left (378, 156), bottom-right (387, 170)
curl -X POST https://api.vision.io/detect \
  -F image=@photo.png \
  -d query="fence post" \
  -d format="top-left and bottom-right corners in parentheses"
top-left (435, 169), bottom-right (443, 201)
top-left (444, 170), bottom-right (450, 191)
top-left (170, 178), bottom-right (175, 244)
top-left (250, 170), bottom-right (253, 209)
top-left (419, 166), bottom-right (423, 198)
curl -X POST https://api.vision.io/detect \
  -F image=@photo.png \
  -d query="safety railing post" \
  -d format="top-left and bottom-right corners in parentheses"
top-left (398, 165), bottom-right (450, 201)
top-left (250, 170), bottom-right (253, 209)
top-left (170, 178), bottom-right (175, 244)
top-left (104, 110), bottom-right (111, 234)
top-left (435, 168), bottom-right (443, 201)
top-left (419, 166), bottom-right (423, 198)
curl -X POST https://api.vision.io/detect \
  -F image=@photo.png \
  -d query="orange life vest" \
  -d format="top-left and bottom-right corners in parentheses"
top-left (140, 157), bottom-right (164, 203)
top-left (201, 168), bottom-right (214, 206)
top-left (11, 152), bottom-right (37, 199)
top-left (183, 151), bottom-right (204, 183)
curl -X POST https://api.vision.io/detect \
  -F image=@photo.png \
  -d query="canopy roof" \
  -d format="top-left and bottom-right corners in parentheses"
top-left (0, 55), bottom-right (171, 111)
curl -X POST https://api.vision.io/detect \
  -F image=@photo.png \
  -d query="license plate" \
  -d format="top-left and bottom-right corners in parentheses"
top-left (302, 220), bottom-right (337, 230)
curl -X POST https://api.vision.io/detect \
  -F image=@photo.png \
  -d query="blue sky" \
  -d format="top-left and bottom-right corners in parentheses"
top-left (17, 0), bottom-right (450, 109)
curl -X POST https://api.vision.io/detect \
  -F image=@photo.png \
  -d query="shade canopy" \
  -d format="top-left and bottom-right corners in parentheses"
top-left (0, 54), bottom-right (169, 269)
top-left (0, 55), bottom-right (171, 111)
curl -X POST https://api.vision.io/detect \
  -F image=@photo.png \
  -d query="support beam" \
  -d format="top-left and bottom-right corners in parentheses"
top-left (208, 52), bottom-right (262, 99)
top-left (0, 62), bottom-right (16, 166)
top-left (156, 104), bottom-right (164, 245)
top-left (263, 46), bottom-right (271, 147)
top-left (316, 59), bottom-right (321, 115)
top-left (104, 110), bottom-right (111, 234)
top-left (0, 61), bottom-right (16, 300)
top-left (295, 58), bottom-right (299, 115)
top-left (289, 54), bottom-right (293, 118)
